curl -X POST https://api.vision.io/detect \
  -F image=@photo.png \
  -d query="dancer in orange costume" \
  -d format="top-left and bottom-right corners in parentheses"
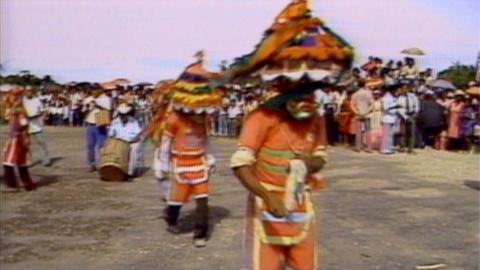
top-left (2, 86), bottom-right (37, 191)
top-left (226, 0), bottom-right (353, 267)
top-left (158, 52), bottom-right (224, 247)
top-left (231, 86), bottom-right (327, 270)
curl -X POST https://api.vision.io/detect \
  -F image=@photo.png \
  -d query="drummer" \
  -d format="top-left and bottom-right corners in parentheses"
top-left (108, 103), bottom-right (143, 177)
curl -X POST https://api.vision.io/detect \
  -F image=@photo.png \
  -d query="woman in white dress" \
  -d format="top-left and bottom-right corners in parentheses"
top-left (369, 90), bottom-right (384, 150)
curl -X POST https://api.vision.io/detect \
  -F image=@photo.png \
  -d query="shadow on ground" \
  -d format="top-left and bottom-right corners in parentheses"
top-left (464, 180), bottom-right (480, 191)
top-left (29, 157), bottom-right (64, 168)
top-left (34, 174), bottom-right (61, 187)
top-left (174, 206), bottom-right (231, 238)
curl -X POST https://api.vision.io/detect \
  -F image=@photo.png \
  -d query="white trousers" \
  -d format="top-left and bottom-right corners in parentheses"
top-left (152, 147), bottom-right (171, 199)
top-left (128, 142), bottom-right (141, 176)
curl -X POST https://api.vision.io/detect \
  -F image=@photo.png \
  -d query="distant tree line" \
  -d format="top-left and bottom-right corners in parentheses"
top-left (437, 63), bottom-right (476, 88)
top-left (0, 61), bottom-right (477, 89)
top-left (0, 70), bottom-right (58, 86)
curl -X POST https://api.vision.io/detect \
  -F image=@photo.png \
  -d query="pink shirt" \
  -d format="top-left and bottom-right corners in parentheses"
top-left (351, 88), bottom-right (373, 116)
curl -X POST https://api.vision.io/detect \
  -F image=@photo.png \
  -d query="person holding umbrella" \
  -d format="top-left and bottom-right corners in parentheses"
top-left (401, 57), bottom-right (419, 81)
top-left (400, 47), bottom-right (425, 83)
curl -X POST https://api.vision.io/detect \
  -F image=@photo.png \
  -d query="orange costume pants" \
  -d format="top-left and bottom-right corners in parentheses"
top-left (243, 195), bottom-right (319, 270)
top-left (168, 180), bottom-right (209, 204)
top-left (165, 180), bottom-right (210, 240)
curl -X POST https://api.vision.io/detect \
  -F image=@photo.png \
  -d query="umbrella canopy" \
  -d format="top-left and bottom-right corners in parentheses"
top-left (75, 82), bottom-right (93, 87)
top-left (136, 82), bottom-right (153, 86)
top-left (100, 81), bottom-right (118, 90)
top-left (432, 79), bottom-right (455, 90)
top-left (401, 47), bottom-right (426, 56)
top-left (466, 86), bottom-right (480, 96)
top-left (112, 78), bottom-right (131, 85)
top-left (42, 83), bottom-right (63, 92)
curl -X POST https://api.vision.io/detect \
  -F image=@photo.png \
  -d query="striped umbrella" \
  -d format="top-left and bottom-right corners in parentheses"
top-left (401, 48), bottom-right (426, 56)
top-left (466, 86), bottom-right (480, 96)
top-left (112, 78), bottom-right (131, 86)
top-left (432, 79), bottom-right (455, 90)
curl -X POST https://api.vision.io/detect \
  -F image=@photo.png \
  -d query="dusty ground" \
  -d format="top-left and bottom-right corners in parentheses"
top-left (0, 126), bottom-right (478, 270)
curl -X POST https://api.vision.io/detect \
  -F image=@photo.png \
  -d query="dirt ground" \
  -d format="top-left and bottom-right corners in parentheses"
top-left (0, 126), bottom-right (478, 270)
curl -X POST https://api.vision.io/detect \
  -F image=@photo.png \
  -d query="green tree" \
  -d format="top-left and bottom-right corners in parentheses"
top-left (219, 60), bottom-right (229, 71)
top-left (438, 63), bottom-right (476, 88)
top-left (0, 71), bottom-right (57, 86)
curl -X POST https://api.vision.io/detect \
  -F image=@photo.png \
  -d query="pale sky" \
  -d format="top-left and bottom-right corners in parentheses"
top-left (1, 0), bottom-right (479, 83)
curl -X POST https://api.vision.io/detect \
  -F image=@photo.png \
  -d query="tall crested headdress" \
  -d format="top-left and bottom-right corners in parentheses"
top-left (170, 51), bottom-right (225, 114)
top-left (226, 0), bottom-right (354, 86)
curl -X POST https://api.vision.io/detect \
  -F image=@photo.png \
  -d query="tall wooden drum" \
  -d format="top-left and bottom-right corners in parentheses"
top-left (99, 138), bottom-right (130, 181)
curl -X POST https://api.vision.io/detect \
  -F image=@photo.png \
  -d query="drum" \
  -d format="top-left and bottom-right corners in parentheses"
top-left (99, 138), bottom-right (130, 181)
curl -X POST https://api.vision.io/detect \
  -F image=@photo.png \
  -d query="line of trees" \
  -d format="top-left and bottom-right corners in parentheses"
top-left (0, 62), bottom-right (477, 89)
top-left (437, 63), bottom-right (477, 88)
top-left (0, 69), bottom-right (58, 86)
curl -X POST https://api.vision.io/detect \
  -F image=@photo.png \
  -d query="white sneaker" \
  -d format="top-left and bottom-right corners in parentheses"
top-left (193, 238), bottom-right (207, 248)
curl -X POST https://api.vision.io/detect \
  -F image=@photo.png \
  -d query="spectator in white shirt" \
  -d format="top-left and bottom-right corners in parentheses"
top-left (397, 82), bottom-right (420, 153)
top-left (322, 87), bottom-right (340, 145)
top-left (314, 88), bottom-right (331, 116)
top-left (135, 93), bottom-right (150, 128)
top-left (227, 101), bottom-right (243, 136)
top-left (70, 91), bottom-right (84, 126)
top-left (22, 87), bottom-right (51, 166)
top-left (83, 89), bottom-right (110, 172)
top-left (381, 83), bottom-right (402, 154)
top-left (216, 105), bottom-right (229, 136)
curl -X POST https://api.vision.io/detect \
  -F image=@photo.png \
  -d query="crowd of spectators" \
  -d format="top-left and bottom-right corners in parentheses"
top-left (210, 88), bottom-right (263, 137)
top-left (315, 57), bottom-right (479, 154)
top-left (5, 56), bottom-right (479, 154)
top-left (210, 56), bottom-right (480, 154)
top-left (21, 86), bottom-right (154, 128)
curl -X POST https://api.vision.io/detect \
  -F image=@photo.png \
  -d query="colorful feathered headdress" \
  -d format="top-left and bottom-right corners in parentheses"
top-left (226, 0), bottom-right (354, 86)
top-left (170, 51), bottom-right (225, 114)
top-left (3, 86), bottom-right (27, 120)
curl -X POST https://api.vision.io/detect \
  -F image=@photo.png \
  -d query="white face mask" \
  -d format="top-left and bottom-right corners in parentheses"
top-left (291, 111), bottom-right (314, 120)
top-left (20, 117), bottom-right (28, 126)
top-left (286, 99), bottom-right (316, 120)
